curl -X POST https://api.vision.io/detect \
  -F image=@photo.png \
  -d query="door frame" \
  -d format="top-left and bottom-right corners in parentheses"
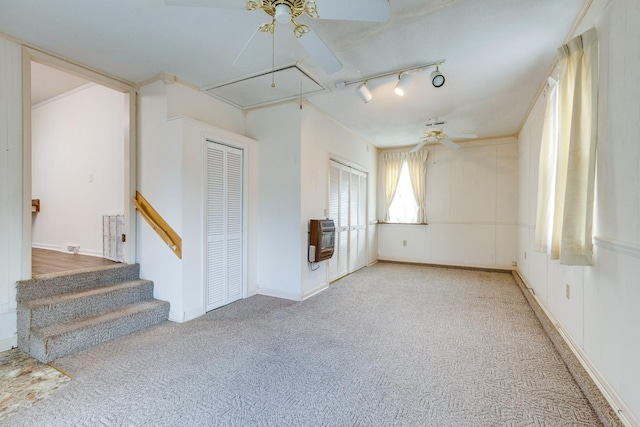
top-left (327, 156), bottom-right (369, 282)
top-left (22, 46), bottom-right (138, 271)
top-left (203, 137), bottom-right (249, 311)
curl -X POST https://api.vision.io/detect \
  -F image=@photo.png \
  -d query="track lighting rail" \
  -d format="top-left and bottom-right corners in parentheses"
top-left (335, 59), bottom-right (446, 88)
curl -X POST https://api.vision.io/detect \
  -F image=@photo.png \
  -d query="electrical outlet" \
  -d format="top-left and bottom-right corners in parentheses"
top-left (512, 261), bottom-right (517, 267)
top-left (565, 284), bottom-right (570, 299)
top-left (402, 240), bottom-right (407, 247)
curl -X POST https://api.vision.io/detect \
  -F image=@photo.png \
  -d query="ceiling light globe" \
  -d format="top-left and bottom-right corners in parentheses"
top-left (431, 69), bottom-right (445, 88)
top-left (274, 4), bottom-right (292, 24)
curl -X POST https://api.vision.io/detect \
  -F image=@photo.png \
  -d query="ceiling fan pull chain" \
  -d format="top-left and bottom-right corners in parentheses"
top-left (271, 29), bottom-right (276, 88)
top-left (304, 1), bottom-right (319, 19)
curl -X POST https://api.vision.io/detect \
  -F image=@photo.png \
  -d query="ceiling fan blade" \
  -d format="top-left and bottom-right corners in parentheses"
top-left (296, 28), bottom-right (342, 74)
top-left (410, 139), bottom-right (428, 153)
top-left (315, 0), bottom-right (391, 22)
top-left (232, 27), bottom-right (269, 68)
top-left (163, 0), bottom-right (245, 8)
top-left (447, 133), bottom-right (477, 139)
top-left (440, 139), bottom-right (461, 149)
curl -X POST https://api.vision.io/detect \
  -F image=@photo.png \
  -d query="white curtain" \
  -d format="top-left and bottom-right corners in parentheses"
top-left (379, 151), bottom-right (404, 221)
top-left (406, 149), bottom-right (429, 223)
top-left (534, 78), bottom-right (558, 253)
top-left (534, 27), bottom-right (598, 265)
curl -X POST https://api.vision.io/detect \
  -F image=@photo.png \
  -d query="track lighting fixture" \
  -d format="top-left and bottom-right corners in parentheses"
top-left (431, 64), bottom-right (445, 87)
top-left (335, 59), bottom-right (446, 103)
top-left (356, 82), bottom-right (373, 103)
top-left (394, 72), bottom-right (412, 96)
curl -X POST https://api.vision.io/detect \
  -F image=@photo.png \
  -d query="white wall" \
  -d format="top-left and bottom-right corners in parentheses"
top-left (245, 101), bottom-right (378, 301)
top-left (137, 81), bottom-right (184, 318)
top-left (300, 103), bottom-right (378, 297)
top-left (379, 137), bottom-right (518, 270)
top-left (246, 103), bottom-right (303, 300)
top-left (517, 0), bottom-right (640, 424)
top-left (0, 36), bottom-right (24, 351)
top-left (137, 80), bottom-right (256, 322)
top-left (31, 84), bottom-right (125, 256)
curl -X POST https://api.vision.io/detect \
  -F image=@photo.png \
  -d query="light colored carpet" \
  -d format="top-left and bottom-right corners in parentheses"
top-left (7, 263), bottom-right (602, 426)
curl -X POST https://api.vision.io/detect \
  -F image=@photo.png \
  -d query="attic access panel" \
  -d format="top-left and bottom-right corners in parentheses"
top-left (205, 65), bottom-right (328, 110)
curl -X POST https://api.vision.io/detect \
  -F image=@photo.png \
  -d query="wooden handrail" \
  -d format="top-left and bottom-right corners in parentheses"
top-left (132, 191), bottom-right (182, 259)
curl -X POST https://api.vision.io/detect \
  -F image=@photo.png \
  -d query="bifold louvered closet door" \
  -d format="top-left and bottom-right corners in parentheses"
top-left (328, 160), bottom-right (367, 283)
top-left (206, 141), bottom-right (243, 311)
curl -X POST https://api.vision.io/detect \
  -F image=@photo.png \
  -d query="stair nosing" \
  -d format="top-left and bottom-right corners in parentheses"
top-left (22, 279), bottom-right (154, 308)
top-left (32, 300), bottom-right (169, 339)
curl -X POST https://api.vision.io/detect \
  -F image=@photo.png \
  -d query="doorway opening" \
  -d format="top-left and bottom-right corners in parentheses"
top-left (25, 53), bottom-right (136, 277)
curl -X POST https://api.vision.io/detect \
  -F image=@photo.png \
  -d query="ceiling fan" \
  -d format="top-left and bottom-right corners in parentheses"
top-left (164, 0), bottom-right (391, 74)
top-left (410, 120), bottom-right (477, 152)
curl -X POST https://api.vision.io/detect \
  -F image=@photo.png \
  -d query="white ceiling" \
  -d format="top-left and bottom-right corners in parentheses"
top-left (0, 0), bottom-right (587, 148)
top-left (30, 62), bottom-right (90, 106)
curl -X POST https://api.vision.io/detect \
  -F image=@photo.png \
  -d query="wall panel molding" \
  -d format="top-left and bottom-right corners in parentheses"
top-left (594, 236), bottom-right (640, 259)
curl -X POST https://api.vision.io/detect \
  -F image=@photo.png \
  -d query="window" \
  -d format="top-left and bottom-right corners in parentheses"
top-left (387, 161), bottom-right (418, 223)
top-left (379, 150), bottom-right (429, 224)
top-left (534, 27), bottom-right (598, 266)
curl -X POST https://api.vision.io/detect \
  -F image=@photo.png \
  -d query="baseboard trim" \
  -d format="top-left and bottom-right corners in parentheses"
top-left (257, 287), bottom-right (301, 301)
top-left (32, 243), bottom-right (60, 252)
top-left (512, 270), bottom-right (630, 427)
top-left (169, 306), bottom-right (204, 323)
top-left (32, 244), bottom-right (103, 258)
top-left (378, 259), bottom-right (513, 274)
top-left (301, 283), bottom-right (328, 301)
top-left (168, 310), bottom-right (183, 322)
top-left (0, 309), bottom-right (17, 352)
top-left (0, 336), bottom-right (17, 353)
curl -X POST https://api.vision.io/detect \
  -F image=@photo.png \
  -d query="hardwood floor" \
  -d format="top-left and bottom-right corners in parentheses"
top-left (32, 248), bottom-right (117, 277)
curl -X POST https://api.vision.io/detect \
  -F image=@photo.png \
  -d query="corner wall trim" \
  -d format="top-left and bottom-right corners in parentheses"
top-left (512, 270), bottom-right (626, 427)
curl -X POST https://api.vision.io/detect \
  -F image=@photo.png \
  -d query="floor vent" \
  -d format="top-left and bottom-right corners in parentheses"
top-left (103, 214), bottom-right (124, 262)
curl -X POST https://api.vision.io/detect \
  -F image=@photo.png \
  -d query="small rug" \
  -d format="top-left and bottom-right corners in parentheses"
top-left (0, 348), bottom-right (71, 421)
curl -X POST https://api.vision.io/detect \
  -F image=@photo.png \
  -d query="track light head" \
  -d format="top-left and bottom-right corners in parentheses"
top-left (431, 65), bottom-right (445, 88)
top-left (394, 72), bottom-right (412, 96)
top-left (356, 82), bottom-right (373, 103)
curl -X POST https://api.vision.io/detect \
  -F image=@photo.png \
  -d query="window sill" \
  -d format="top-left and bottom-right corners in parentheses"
top-left (377, 222), bottom-right (429, 226)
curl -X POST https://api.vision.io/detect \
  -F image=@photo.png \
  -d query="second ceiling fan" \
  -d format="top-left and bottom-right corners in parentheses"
top-left (164, 0), bottom-right (391, 74)
top-left (410, 120), bottom-right (477, 152)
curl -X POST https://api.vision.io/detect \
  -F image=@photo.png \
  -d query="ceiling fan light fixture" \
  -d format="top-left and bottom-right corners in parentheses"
top-left (394, 72), bottom-right (412, 96)
top-left (431, 65), bottom-right (445, 88)
top-left (356, 82), bottom-right (373, 104)
top-left (274, 3), bottom-right (291, 24)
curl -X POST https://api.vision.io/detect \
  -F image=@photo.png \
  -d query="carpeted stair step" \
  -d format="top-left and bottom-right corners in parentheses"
top-left (17, 263), bottom-right (141, 302)
top-left (21, 279), bottom-right (155, 330)
top-left (29, 300), bottom-right (170, 363)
